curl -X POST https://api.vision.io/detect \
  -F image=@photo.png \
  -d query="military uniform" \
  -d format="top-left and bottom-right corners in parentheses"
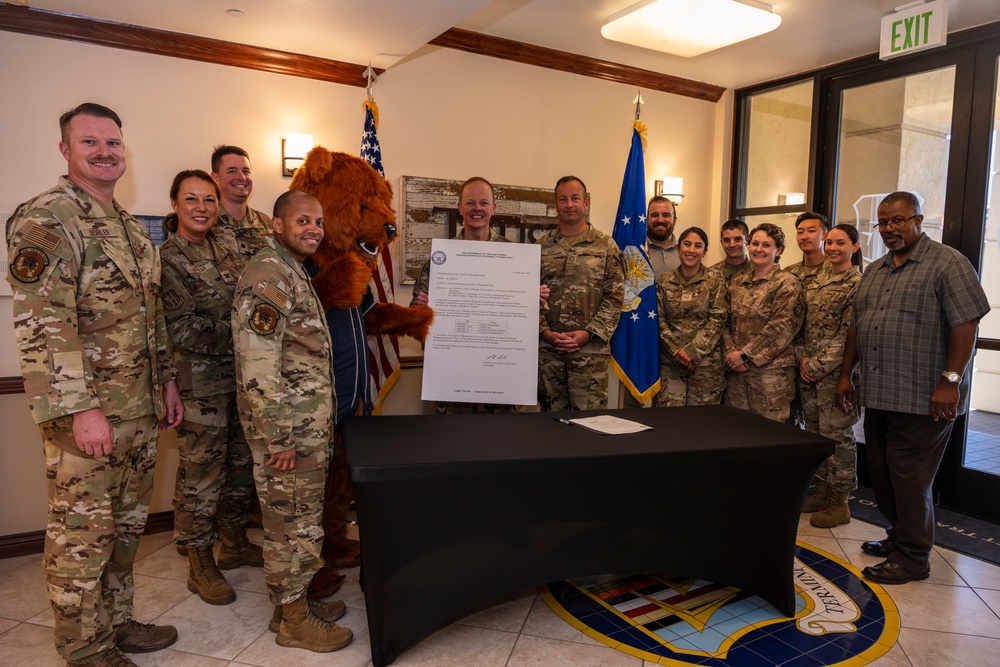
top-left (797, 263), bottom-right (861, 492)
top-left (233, 237), bottom-right (335, 605)
top-left (160, 233), bottom-right (253, 548)
top-left (654, 265), bottom-right (729, 407)
top-left (786, 260), bottom-right (826, 290)
top-left (215, 206), bottom-right (271, 263)
top-left (711, 258), bottom-right (751, 284)
top-left (724, 265), bottom-right (805, 423)
top-left (538, 225), bottom-right (625, 410)
top-left (6, 177), bottom-right (176, 664)
top-left (412, 227), bottom-right (520, 414)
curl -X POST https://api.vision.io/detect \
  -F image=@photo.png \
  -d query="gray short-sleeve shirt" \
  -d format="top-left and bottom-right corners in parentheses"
top-left (853, 234), bottom-right (990, 415)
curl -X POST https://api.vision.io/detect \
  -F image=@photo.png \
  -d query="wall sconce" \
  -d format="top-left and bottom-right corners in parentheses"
top-left (777, 192), bottom-right (805, 206)
top-left (282, 133), bottom-right (314, 177)
top-left (655, 177), bottom-right (684, 202)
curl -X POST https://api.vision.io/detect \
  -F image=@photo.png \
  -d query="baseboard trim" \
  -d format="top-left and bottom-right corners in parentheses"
top-left (0, 511), bottom-right (174, 559)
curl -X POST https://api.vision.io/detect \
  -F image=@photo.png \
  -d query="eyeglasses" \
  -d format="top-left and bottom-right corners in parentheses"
top-left (873, 215), bottom-right (919, 230)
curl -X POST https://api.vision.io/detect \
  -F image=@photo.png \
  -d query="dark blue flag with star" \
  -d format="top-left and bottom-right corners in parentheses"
top-left (610, 124), bottom-right (661, 403)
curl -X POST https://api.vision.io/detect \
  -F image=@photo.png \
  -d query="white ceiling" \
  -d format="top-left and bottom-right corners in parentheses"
top-left (15, 0), bottom-right (1000, 90)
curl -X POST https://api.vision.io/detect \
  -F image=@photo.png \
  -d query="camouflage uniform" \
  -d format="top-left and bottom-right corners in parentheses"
top-left (215, 206), bottom-right (271, 263)
top-left (412, 227), bottom-right (520, 414)
top-left (159, 232), bottom-right (253, 548)
top-left (654, 265), bottom-right (729, 407)
top-left (6, 177), bottom-right (176, 664)
top-left (538, 225), bottom-right (625, 410)
top-left (786, 260), bottom-right (827, 291)
top-left (711, 258), bottom-right (751, 285)
top-left (784, 261), bottom-right (827, 425)
top-left (233, 237), bottom-right (335, 605)
top-left (724, 266), bottom-right (805, 423)
top-left (796, 263), bottom-right (861, 492)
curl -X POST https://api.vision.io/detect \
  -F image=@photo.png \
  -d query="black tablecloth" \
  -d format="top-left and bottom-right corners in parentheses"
top-left (344, 405), bottom-right (833, 666)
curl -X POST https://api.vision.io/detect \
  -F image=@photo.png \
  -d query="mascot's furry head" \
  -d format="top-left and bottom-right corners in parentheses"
top-left (289, 146), bottom-right (397, 263)
top-left (286, 145), bottom-right (433, 341)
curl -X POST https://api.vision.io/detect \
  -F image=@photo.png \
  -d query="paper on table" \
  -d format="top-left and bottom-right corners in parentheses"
top-left (564, 415), bottom-right (652, 435)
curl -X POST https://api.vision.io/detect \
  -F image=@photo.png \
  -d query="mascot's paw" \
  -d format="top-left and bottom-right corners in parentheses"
top-left (307, 565), bottom-right (345, 599)
top-left (326, 538), bottom-right (362, 569)
top-left (364, 304), bottom-right (434, 341)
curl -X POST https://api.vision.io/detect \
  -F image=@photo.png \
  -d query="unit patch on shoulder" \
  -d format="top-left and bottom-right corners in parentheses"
top-left (162, 289), bottom-right (183, 311)
top-left (11, 247), bottom-right (49, 283)
top-left (249, 303), bottom-right (281, 335)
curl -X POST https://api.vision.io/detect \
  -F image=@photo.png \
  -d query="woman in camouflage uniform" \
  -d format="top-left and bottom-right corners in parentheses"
top-left (723, 223), bottom-right (805, 423)
top-left (159, 170), bottom-right (261, 606)
top-left (797, 224), bottom-right (863, 527)
top-left (654, 227), bottom-right (729, 406)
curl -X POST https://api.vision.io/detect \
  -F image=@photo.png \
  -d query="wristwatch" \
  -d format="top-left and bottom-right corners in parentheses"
top-left (740, 352), bottom-right (751, 365)
top-left (941, 371), bottom-right (961, 384)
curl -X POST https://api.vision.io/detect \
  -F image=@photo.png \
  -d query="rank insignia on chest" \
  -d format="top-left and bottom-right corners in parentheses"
top-left (11, 247), bottom-right (49, 283)
top-left (249, 303), bottom-right (281, 335)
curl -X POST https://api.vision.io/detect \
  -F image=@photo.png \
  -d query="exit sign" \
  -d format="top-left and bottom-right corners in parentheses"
top-left (879, 0), bottom-right (948, 60)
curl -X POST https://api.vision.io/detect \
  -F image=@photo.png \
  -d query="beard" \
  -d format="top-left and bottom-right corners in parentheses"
top-left (648, 224), bottom-right (673, 243)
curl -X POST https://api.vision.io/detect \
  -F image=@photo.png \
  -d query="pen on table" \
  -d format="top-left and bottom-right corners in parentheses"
top-left (553, 418), bottom-right (571, 425)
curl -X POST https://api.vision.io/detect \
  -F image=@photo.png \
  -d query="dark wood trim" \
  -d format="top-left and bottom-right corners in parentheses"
top-left (0, 4), bottom-right (381, 87)
top-left (430, 28), bottom-right (725, 103)
top-left (399, 355), bottom-right (424, 370)
top-left (0, 511), bottom-right (173, 559)
top-left (143, 510), bottom-right (175, 537)
top-left (0, 6), bottom-right (723, 102)
top-left (0, 376), bottom-right (25, 395)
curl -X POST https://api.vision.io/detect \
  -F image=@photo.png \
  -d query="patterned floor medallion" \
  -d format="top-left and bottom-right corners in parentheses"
top-left (540, 542), bottom-right (899, 666)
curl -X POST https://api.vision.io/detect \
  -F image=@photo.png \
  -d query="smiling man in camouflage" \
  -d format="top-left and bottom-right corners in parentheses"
top-left (6, 102), bottom-right (183, 667)
top-left (233, 190), bottom-right (352, 653)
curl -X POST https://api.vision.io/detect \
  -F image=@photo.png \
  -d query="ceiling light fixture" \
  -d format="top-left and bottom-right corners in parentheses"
top-left (602, 0), bottom-right (782, 58)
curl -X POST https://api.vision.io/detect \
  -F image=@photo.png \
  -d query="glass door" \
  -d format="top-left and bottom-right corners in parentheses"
top-left (950, 51), bottom-right (1000, 520)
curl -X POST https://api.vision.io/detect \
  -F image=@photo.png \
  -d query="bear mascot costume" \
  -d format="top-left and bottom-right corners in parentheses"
top-left (289, 147), bottom-right (433, 597)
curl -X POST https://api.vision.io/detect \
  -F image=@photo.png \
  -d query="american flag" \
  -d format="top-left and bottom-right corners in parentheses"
top-left (360, 100), bottom-right (401, 413)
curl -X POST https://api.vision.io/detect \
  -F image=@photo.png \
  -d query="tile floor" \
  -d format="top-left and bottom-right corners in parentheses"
top-left (2, 517), bottom-right (1000, 666)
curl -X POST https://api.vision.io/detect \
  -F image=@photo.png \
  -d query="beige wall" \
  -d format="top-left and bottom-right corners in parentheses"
top-left (0, 32), bottom-right (729, 536)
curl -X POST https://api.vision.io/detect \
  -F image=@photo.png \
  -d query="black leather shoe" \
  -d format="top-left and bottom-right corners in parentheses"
top-left (862, 560), bottom-right (929, 585)
top-left (861, 538), bottom-right (892, 557)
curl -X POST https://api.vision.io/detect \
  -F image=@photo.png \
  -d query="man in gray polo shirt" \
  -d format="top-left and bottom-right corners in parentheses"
top-left (837, 191), bottom-right (989, 585)
top-left (645, 195), bottom-right (680, 279)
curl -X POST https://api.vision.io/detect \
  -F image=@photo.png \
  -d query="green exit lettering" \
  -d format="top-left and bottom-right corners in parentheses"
top-left (891, 11), bottom-right (934, 52)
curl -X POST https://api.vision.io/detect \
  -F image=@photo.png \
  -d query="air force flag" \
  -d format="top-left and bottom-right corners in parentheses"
top-left (610, 125), bottom-right (661, 404)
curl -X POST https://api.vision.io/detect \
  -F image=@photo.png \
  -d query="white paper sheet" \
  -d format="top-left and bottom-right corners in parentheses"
top-left (556, 415), bottom-right (653, 435)
top-left (421, 238), bottom-right (540, 405)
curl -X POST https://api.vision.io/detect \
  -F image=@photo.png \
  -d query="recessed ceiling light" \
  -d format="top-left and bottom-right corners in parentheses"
top-left (226, 9), bottom-right (245, 17)
top-left (602, 0), bottom-right (782, 58)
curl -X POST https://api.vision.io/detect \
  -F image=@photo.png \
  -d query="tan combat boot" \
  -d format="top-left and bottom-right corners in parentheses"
top-left (187, 546), bottom-right (236, 605)
top-left (218, 526), bottom-right (264, 569)
top-left (276, 595), bottom-right (353, 652)
top-left (72, 647), bottom-right (138, 666)
top-left (269, 598), bottom-right (347, 632)
top-left (802, 479), bottom-right (829, 513)
top-left (810, 490), bottom-right (851, 527)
